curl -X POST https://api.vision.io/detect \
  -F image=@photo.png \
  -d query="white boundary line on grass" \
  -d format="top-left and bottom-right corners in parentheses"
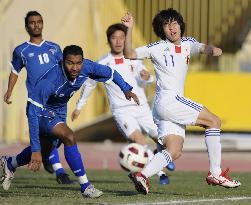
top-left (123, 197), bottom-right (251, 205)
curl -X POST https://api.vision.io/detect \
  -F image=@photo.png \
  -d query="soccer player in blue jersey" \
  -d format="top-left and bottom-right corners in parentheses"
top-left (0, 45), bottom-right (139, 198)
top-left (2, 11), bottom-right (73, 184)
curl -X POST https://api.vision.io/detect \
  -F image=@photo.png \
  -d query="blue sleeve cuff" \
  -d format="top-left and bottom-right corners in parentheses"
top-left (113, 70), bottom-right (133, 92)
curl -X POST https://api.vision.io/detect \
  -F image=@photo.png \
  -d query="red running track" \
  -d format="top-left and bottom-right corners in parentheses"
top-left (0, 142), bottom-right (250, 172)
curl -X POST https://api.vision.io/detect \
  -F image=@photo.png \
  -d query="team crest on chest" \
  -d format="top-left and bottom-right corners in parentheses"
top-left (28, 53), bottom-right (34, 57)
top-left (164, 47), bottom-right (170, 52)
top-left (49, 49), bottom-right (56, 55)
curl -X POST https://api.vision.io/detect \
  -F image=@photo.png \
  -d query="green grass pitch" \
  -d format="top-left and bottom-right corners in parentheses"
top-left (0, 169), bottom-right (250, 205)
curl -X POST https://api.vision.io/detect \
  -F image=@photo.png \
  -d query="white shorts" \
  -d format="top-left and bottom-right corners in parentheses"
top-left (112, 104), bottom-right (158, 140)
top-left (153, 92), bottom-right (203, 141)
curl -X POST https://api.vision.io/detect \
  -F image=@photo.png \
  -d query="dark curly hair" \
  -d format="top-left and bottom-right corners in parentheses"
top-left (106, 23), bottom-right (128, 44)
top-left (152, 8), bottom-right (185, 40)
top-left (63, 45), bottom-right (83, 60)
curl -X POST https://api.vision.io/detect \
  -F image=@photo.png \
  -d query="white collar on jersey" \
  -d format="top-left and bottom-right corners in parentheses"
top-left (108, 52), bottom-right (126, 64)
top-left (164, 38), bottom-right (182, 46)
top-left (26, 40), bottom-right (45, 47)
top-left (109, 52), bottom-right (124, 59)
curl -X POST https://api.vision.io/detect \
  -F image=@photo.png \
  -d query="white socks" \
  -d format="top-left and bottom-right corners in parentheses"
top-left (142, 150), bottom-right (172, 178)
top-left (205, 128), bottom-right (222, 176)
top-left (145, 147), bottom-right (166, 177)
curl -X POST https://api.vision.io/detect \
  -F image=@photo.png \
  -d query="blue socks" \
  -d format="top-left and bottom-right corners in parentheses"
top-left (7, 146), bottom-right (32, 172)
top-left (64, 145), bottom-right (90, 192)
top-left (49, 147), bottom-right (65, 176)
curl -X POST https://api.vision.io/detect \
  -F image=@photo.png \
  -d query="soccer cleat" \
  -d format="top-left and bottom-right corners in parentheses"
top-left (0, 156), bottom-right (14, 191)
top-left (128, 172), bottom-right (149, 195)
top-left (56, 173), bottom-right (75, 184)
top-left (206, 168), bottom-right (241, 188)
top-left (42, 159), bottom-right (54, 174)
top-left (82, 184), bottom-right (103, 198)
top-left (167, 162), bottom-right (175, 171)
top-left (159, 174), bottom-right (169, 185)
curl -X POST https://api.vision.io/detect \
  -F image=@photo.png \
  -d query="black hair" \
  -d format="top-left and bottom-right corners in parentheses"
top-left (25, 11), bottom-right (43, 26)
top-left (152, 8), bottom-right (185, 40)
top-left (63, 45), bottom-right (83, 60)
top-left (106, 23), bottom-right (128, 44)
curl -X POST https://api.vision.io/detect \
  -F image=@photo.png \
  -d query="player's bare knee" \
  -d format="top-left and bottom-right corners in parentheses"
top-left (63, 133), bottom-right (76, 146)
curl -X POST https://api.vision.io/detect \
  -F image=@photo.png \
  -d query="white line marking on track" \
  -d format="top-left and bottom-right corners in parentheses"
top-left (122, 197), bottom-right (251, 205)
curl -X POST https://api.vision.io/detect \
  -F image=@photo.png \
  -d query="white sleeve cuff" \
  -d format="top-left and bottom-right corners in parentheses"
top-left (9, 62), bottom-right (19, 75)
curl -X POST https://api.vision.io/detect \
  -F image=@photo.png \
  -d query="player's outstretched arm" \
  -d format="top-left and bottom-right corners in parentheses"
top-left (201, 45), bottom-right (222, 56)
top-left (121, 12), bottom-right (137, 59)
top-left (4, 72), bottom-right (18, 104)
top-left (124, 90), bottom-right (140, 105)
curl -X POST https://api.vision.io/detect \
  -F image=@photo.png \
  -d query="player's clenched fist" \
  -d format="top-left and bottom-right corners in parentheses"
top-left (121, 12), bottom-right (134, 28)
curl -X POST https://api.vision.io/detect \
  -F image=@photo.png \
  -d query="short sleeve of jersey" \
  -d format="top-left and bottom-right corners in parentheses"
top-left (54, 44), bottom-right (63, 62)
top-left (187, 37), bottom-right (205, 56)
top-left (11, 47), bottom-right (24, 74)
top-left (135, 46), bottom-right (151, 59)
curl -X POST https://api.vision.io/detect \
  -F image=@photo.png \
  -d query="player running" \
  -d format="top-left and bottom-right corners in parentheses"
top-left (0, 45), bottom-right (139, 198)
top-left (3, 10), bottom-right (72, 184)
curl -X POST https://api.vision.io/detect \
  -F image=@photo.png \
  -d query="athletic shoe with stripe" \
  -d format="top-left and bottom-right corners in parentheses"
top-left (82, 184), bottom-right (103, 198)
top-left (0, 156), bottom-right (14, 191)
top-left (128, 172), bottom-right (149, 195)
top-left (206, 168), bottom-right (241, 188)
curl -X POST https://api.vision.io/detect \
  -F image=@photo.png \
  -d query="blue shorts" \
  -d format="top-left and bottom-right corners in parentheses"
top-left (39, 114), bottom-right (65, 147)
top-left (26, 103), bottom-right (66, 147)
top-left (39, 111), bottom-right (65, 135)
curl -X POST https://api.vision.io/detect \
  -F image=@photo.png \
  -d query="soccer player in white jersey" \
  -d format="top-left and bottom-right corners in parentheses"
top-left (71, 23), bottom-right (174, 185)
top-left (121, 9), bottom-right (241, 194)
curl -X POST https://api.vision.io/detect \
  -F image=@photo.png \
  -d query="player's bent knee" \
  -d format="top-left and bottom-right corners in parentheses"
top-left (170, 151), bottom-right (182, 161)
top-left (62, 133), bottom-right (76, 146)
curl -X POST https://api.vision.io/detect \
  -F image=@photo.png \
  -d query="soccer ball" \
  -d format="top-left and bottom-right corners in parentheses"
top-left (119, 143), bottom-right (149, 172)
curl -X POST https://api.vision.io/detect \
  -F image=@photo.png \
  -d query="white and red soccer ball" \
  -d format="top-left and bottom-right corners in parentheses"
top-left (119, 143), bottom-right (149, 172)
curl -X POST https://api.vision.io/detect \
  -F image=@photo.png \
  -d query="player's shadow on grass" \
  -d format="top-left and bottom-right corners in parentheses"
top-left (90, 179), bottom-right (129, 184)
top-left (15, 184), bottom-right (79, 191)
top-left (103, 189), bottom-right (138, 196)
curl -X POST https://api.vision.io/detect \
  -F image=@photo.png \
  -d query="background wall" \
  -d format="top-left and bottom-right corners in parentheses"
top-left (0, 0), bottom-right (251, 144)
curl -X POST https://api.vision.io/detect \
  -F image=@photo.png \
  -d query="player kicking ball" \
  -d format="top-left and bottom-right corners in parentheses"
top-left (121, 9), bottom-right (241, 194)
top-left (71, 23), bottom-right (175, 185)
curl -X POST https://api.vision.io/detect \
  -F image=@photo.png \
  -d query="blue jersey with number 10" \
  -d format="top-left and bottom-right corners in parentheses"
top-left (10, 40), bottom-right (62, 97)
